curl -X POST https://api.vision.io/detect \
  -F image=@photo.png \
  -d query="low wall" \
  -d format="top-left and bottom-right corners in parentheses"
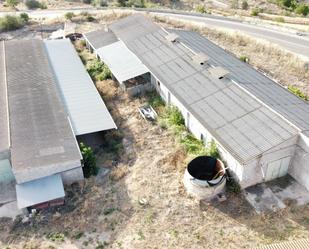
top-left (289, 133), bottom-right (309, 191)
top-left (61, 167), bottom-right (84, 185)
top-left (126, 82), bottom-right (154, 97)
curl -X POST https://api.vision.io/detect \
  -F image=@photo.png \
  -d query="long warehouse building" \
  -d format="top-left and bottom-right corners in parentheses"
top-left (84, 14), bottom-right (309, 191)
top-left (0, 39), bottom-right (116, 210)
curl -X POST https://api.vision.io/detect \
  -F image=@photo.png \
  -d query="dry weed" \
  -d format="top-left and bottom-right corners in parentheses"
top-left (157, 147), bottom-right (187, 173)
top-left (110, 165), bottom-right (129, 181)
top-left (96, 80), bottom-right (118, 101)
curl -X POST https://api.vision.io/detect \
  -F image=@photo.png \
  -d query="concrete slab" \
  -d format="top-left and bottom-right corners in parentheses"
top-left (0, 182), bottom-right (17, 205)
top-left (0, 201), bottom-right (22, 219)
top-left (245, 184), bottom-right (286, 214)
top-left (267, 175), bottom-right (309, 206)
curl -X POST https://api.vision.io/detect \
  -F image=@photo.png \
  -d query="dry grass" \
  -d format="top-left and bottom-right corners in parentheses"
top-left (110, 165), bottom-right (130, 181)
top-left (152, 15), bottom-right (309, 97)
top-left (1, 77), bottom-right (309, 249)
top-left (96, 80), bottom-right (118, 101)
top-left (1, 17), bottom-right (309, 249)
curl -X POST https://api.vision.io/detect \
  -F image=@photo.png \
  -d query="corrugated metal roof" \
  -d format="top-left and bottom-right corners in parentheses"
top-left (96, 40), bottom-right (149, 83)
top-left (5, 39), bottom-right (82, 184)
top-left (83, 29), bottom-right (118, 50)
top-left (253, 239), bottom-right (309, 249)
top-left (16, 174), bottom-right (65, 209)
top-left (44, 39), bottom-right (116, 136)
top-left (0, 41), bottom-right (9, 154)
top-left (109, 14), bottom-right (299, 163)
top-left (172, 29), bottom-right (309, 132)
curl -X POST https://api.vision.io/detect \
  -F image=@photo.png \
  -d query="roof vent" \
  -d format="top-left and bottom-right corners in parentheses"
top-left (192, 53), bottom-right (209, 66)
top-left (209, 67), bottom-right (229, 79)
top-left (165, 33), bottom-right (179, 43)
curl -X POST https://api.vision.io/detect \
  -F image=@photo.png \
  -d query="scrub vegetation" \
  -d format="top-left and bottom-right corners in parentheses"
top-left (79, 52), bottom-right (112, 82)
top-left (80, 142), bottom-right (98, 178)
top-left (288, 85), bottom-right (308, 101)
top-left (0, 13), bottom-right (29, 31)
top-left (148, 92), bottom-right (220, 158)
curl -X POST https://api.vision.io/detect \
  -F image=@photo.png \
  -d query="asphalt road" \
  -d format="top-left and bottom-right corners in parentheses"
top-left (156, 12), bottom-right (309, 59)
top-left (1, 8), bottom-right (308, 58)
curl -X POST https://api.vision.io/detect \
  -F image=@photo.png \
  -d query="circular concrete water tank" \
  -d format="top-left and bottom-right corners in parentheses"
top-left (183, 156), bottom-right (226, 200)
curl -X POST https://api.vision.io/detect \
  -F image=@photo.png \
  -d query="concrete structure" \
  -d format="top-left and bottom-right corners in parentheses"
top-left (0, 39), bottom-right (116, 210)
top-left (84, 14), bottom-right (309, 191)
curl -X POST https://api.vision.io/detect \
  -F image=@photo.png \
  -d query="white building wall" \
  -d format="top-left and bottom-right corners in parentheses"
top-left (150, 74), bottom-right (300, 189)
top-left (150, 74), bottom-right (247, 187)
top-left (61, 167), bottom-right (84, 185)
top-left (289, 133), bottom-right (309, 191)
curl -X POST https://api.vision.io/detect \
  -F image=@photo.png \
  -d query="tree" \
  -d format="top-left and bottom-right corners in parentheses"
top-left (6, 0), bottom-right (18, 8)
top-left (25, 0), bottom-right (41, 9)
top-left (117, 0), bottom-right (127, 7)
top-left (295, 4), bottom-right (309, 16)
top-left (64, 12), bottom-right (75, 20)
top-left (277, 0), bottom-right (297, 9)
top-left (196, 5), bottom-right (207, 14)
top-left (20, 13), bottom-right (29, 23)
top-left (241, 0), bottom-right (248, 10)
top-left (80, 143), bottom-right (98, 178)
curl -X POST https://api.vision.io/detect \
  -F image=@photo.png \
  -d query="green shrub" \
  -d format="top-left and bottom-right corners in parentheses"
top-left (0, 15), bottom-right (22, 31)
top-left (239, 55), bottom-right (249, 63)
top-left (97, 64), bottom-right (112, 80)
top-left (40, 1), bottom-right (47, 9)
top-left (288, 85), bottom-right (308, 101)
top-left (195, 5), bottom-right (207, 14)
top-left (295, 4), bottom-right (309, 16)
top-left (25, 0), bottom-right (41, 9)
top-left (226, 174), bottom-right (241, 194)
top-left (251, 8), bottom-right (260, 16)
top-left (241, 0), bottom-right (248, 10)
top-left (87, 60), bottom-right (111, 81)
top-left (146, 91), bottom-right (165, 109)
top-left (117, 0), bottom-right (127, 7)
top-left (127, 0), bottom-right (145, 8)
top-left (87, 59), bottom-right (103, 78)
top-left (46, 232), bottom-right (65, 242)
top-left (206, 140), bottom-right (220, 158)
top-left (103, 130), bottom-right (124, 155)
top-left (5, 0), bottom-right (18, 8)
top-left (162, 106), bottom-right (185, 127)
top-left (64, 12), bottom-right (75, 20)
top-left (180, 133), bottom-right (207, 155)
top-left (85, 15), bottom-right (96, 22)
top-left (277, 0), bottom-right (297, 9)
top-left (80, 142), bottom-right (98, 178)
top-left (20, 13), bottom-right (29, 23)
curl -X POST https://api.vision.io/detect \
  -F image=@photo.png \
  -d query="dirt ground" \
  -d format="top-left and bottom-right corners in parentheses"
top-left (0, 78), bottom-right (308, 249)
